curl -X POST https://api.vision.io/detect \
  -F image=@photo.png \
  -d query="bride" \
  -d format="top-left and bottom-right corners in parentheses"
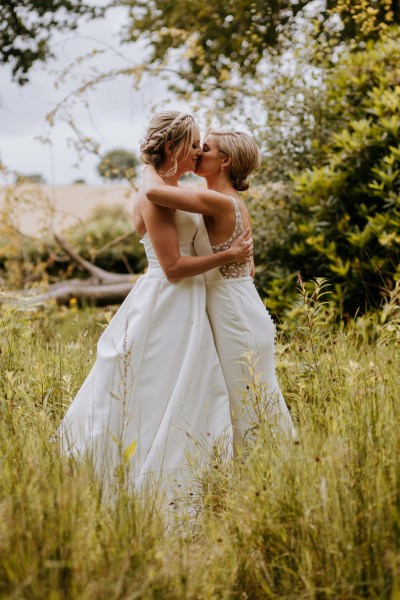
top-left (57, 112), bottom-right (253, 492)
top-left (144, 128), bottom-right (295, 447)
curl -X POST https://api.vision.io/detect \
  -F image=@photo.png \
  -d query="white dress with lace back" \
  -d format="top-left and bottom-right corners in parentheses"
top-left (58, 210), bottom-right (232, 492)
top-left (194, 198), bottom-right (295, 446)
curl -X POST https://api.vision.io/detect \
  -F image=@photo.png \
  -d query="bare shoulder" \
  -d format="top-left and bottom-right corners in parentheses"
top-left (133, 187), bottom-right (175, 236)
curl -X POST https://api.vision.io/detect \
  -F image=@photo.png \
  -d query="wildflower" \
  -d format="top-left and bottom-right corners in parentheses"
top-left (69, 297), bottom-right (78, 310)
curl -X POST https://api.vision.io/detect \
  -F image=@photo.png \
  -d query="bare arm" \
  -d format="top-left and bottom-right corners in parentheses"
top-left (140, 200), bottom-right (252, 281)
top-left (250, 257), bottom-right (255, 278)
top-left (143, 164), bottom-right (231, 217)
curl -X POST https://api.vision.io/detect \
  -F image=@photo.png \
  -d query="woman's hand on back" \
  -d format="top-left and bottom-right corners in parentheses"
top-left (228, 229), bottom-right (253, 263)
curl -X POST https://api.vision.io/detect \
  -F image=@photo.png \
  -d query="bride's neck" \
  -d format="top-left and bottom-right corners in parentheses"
top-left (205, 174), bottom-right (235, 195)
top-left (158, 161), bottom-right (182, 186)
top-left (162, 173), bottom-right (180, 186)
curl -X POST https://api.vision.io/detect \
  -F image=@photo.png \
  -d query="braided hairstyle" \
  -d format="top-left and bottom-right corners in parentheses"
top-left (140, 111), bottom-right (197, 176)
top-left (207, 129), bottom-right (261, 191)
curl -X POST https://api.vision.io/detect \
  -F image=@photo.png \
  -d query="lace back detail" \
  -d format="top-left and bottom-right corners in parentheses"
top-left (211, 197), bottom-right (251, 279)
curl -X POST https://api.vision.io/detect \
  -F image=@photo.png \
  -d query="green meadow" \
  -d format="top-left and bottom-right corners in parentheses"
top-left (0, 278), bottom-right (399, 599)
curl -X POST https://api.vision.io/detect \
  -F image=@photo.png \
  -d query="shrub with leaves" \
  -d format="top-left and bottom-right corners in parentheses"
top-left (252, 28), bottom-right (400, 316)
top-left (292, 30), bottom-right (400, 314)
top-left (245, 183), bottom-right (299, 315)
top-left (65, 204), bottom-right (146, 275)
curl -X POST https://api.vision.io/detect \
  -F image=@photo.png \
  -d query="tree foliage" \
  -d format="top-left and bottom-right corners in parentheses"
top-left (0, 0), bottom-right (101, 84)
top-left (324, 0), bottom-right (400, 43)
top-left (97, 149), bottom-right (138, 182)
top-left (15, 173), bottom-right (46, 184)
top-left (5, 0), bottom-right (398, 319)
top-left (253, 29), bottom-right (400, 316)
top-left (123, 0), bottom-right (400, 96)
top-left (124, 0), bottom-right (309, 91)
top-left (66, 204), bottom-right (146, 274)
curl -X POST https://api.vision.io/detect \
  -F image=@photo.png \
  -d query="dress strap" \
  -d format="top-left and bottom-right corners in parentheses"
top-left (230, 196), bottom-right (244, 236)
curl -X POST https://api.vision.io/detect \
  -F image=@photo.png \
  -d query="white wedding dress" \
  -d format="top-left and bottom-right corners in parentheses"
top-left (194, 199), bottom-right (295, 447)
top-left (58, 210), bottom-right (232, 492)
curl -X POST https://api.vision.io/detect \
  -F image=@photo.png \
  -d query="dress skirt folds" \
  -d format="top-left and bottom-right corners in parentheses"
top-left (194, 216), bottom-right (295, 447)
top-left (57, 211), bottom-right (232, 492)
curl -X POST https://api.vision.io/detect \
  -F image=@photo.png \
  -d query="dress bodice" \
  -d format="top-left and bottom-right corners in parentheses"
top-left (194, 198), bottom-right (251, 281)
top-left (141, 210), bottom-right (199, 269)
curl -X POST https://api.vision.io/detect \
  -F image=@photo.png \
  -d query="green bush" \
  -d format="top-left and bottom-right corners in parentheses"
top-left (66, 204), bottom-right (146, 275)
top-left (292, 31), bottom-right (400, 314)
top-left (246, 183), bottom-right (299, 315)
top-left (251, 28), bottom-right (400, 316)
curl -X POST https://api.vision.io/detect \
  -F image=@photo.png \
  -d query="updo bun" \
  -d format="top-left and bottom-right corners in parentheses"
top-left (233, 177), bottom-right (249, 192)
top-left (140, 111), bottom-right (197, 175)
top-left (206, 129), bottom-right (261, 191)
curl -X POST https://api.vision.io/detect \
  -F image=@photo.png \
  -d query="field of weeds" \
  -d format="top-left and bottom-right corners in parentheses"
top-left (0, 280), bottom-right (399, 599)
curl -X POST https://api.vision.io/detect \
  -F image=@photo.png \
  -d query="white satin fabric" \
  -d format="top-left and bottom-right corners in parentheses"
top-left (194, 216), bottom-right (295, 447)
top-left (58, 211), bottom-right (232, 492)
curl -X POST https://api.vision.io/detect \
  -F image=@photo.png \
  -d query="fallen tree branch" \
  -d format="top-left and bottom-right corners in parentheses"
top-left (1, 276), bottom-right (139, 306)
top-left (0, 233), bottom-right (142, 306)
top-left (53, 232), bottom-right (133, 283)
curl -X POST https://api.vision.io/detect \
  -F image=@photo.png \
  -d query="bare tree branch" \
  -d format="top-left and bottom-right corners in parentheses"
top-left (0, 233), bottom-right (141, 307)
top-left (53, 232), bottom-right (134, 283)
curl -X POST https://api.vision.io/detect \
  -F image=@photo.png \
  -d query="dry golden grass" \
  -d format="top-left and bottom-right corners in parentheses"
top-left (0, 280), bottom-right (399, 599)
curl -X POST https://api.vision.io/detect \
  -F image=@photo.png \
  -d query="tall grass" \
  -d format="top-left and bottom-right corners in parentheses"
top-left (0, 283), bottom-right (399, 599)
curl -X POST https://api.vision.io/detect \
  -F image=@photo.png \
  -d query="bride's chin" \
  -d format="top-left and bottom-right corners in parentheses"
top-left (195, 165), bottom-right (204, 176)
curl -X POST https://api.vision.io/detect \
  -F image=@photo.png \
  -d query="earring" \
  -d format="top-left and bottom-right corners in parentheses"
top-left (171, 154), bottom-right (175, 163)
top-left (221, 165), bottom-right (224, 171)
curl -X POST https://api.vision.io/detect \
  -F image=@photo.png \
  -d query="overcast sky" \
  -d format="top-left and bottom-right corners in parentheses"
top-left (0, 7), bottom-right (191, 185)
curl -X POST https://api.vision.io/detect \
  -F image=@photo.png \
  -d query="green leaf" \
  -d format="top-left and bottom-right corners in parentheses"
top-left (123, 440), bottom-right (137, 462)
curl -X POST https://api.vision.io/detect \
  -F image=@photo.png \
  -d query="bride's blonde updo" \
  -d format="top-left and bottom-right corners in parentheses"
top-left (140, 111), bottom-right (197, 175)
top-left (207, 129), bottom-right (261, 191)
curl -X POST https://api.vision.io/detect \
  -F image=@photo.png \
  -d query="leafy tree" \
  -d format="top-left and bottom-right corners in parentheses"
top-left (324, 0), bottom-right (400, 43)
top-left (124, 0), bottom-right (310, 92)
top-left (246, 183), bottom-right (298, 315)
top-left (15, 173), bottom-right (46, 184)
top-left (0, 0), bottom-right (101, 84)
top-left (253, 29), bottom-right (400, 316)
top-left (123, 0), bottom-right (400, 97)
top-left (67, 204), bottom-right (146, 274)
top-left (97, 149), bottom-right (138, 182)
